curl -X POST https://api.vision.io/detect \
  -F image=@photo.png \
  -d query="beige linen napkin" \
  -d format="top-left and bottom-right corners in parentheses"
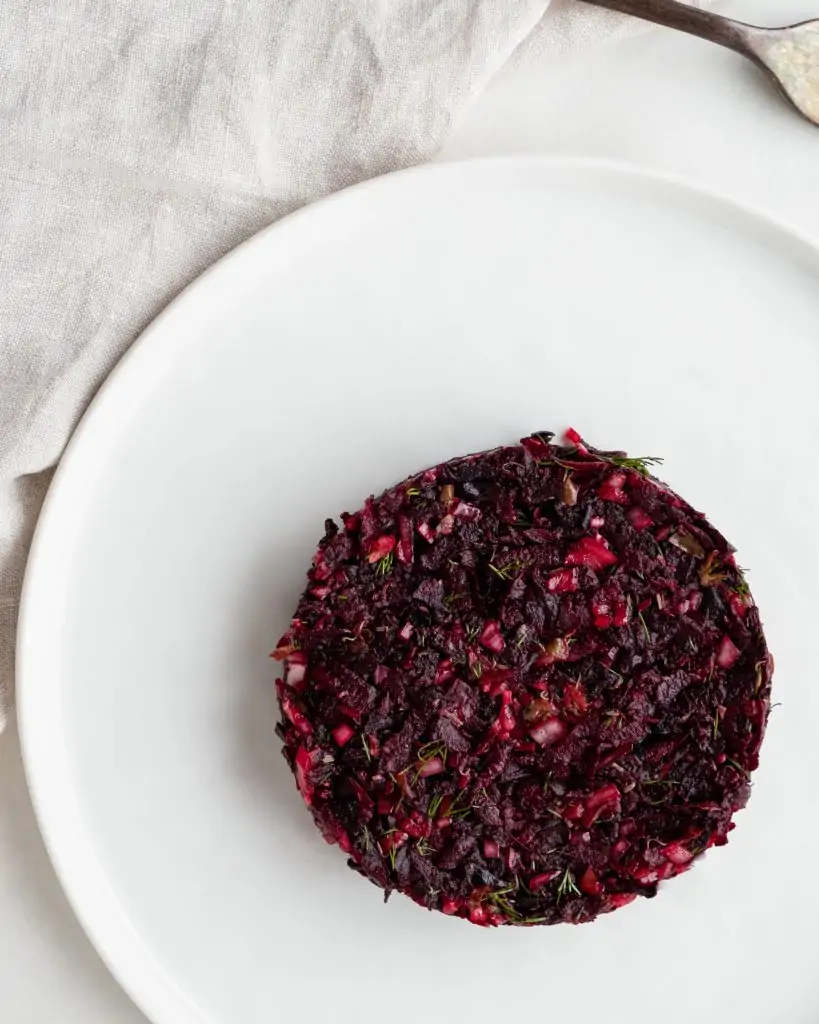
top-left (0, 0), bottom-right (708, 732)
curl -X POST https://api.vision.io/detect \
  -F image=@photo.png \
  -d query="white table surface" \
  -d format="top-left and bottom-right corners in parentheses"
top-left (0, 1), bottom-right (814, 1019)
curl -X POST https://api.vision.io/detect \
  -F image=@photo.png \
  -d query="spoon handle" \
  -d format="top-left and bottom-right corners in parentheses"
top-left (580, 0), bottom-right (751, 54)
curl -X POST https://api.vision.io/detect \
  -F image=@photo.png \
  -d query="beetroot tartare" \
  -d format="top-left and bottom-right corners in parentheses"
top-left (273, 430), bottom-right (773, 926)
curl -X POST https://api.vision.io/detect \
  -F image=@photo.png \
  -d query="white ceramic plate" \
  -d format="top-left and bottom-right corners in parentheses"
top-left (18, 158), bottom-right (819, 1024)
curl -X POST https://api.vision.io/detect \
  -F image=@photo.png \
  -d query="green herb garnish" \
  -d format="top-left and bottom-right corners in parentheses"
top-left (606, 454), bottom-right (664, 476)
top-left (725, 757), bottom-right (750, 778)
top-left (375, 551), bottom-right (395, 577)
top-left (556, 868), bottom-right (581, 901)
top-left (489, 559), bottom-right (525, 581)
top-left (637, 611), bottom-right (650, 641)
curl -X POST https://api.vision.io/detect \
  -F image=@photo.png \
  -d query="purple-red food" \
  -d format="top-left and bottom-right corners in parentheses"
top-left (274, 430), bottom-right (773, 926)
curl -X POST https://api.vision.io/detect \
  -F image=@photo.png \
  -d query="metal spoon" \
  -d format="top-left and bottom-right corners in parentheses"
top-left (581, 0), bottom-right (819, 126)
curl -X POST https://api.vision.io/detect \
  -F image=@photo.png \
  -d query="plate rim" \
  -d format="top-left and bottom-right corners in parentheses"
top-left (16, 154), bottom-right (819, 1024)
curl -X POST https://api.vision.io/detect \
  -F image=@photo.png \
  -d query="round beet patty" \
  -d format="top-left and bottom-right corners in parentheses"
top-left (273, 430), bottom-right (773, 926)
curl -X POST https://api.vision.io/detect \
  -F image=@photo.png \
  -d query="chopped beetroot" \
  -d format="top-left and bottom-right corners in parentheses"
top-left (564, 426), bottom-right (589, 453)
top-left (627, 506), bottom-right (654, 531)
top-left (396, 515), bottom-right (414, 565)
top-left (562, 683), bottom-right (589, 719)
top-left (565, 536), bottom-right (618, 570)
top-left (597, 472), bottom-right (630, 505)
top-left (331, 723), bottom-right (355, 746)
top-left (579, 866), bottom-right (603, 896)
top-left (275, 430), bottom-right (773, 927)
top-left (581, 784), bottom-right (621, 827)
top-left (365, 534), bottom-right (396, 563)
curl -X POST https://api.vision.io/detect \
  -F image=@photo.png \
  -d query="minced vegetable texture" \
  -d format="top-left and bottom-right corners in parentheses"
top-left (273, 430), bottom-right (773, 927)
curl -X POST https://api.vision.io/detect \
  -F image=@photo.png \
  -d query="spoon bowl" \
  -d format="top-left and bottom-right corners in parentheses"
top-left (750, 21), bottom-right (819, 126)
top-left (582, 0), bottom-right (819, 127)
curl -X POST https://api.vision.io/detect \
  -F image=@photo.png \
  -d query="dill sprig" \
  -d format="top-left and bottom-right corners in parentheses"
top-left (375, 551), bottom-right (395, 577)
top-left (427, 793), bottom-right (444, 820)
top-left (489, 559), bottom-right (525, 581)
top-left (447, 790), bottom-right (473, 822)
top-left (417, 740), bottom-right (447, 762)
top-left (725, 757), bottom-right (750, 779)
top-left (410, 741), bottom-right (447, 782)
top-left (605, 454), bottom-right (664, 476)
top-left (637, 611), bottom-right (650, 641)
top-left (698, 550), bottom-right (727, 587)
top-left (734, 566), bottom-right (751, 597)
top-left (556, 868), bottom-right (581, 901)
top-left (488, 887), bottom-right (523, 922)
top-left (754, 662), bottom-right (765, 695)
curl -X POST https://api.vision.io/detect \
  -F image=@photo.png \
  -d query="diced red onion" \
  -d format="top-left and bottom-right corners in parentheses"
top-left (285, 655), bottom-right (307, 687)
top-left (437, 514), bottom-right (455, 536)
top-left (418, 757), bottom-right (445, 778)
top-left (529, 871), bottom-right (559, 892)
top-left (417, 521), bottom-right (436, 543)
top-left (663, 842), bottom-right (694, 865)
top-left (717, 635), bottom-right (741, 669)
top-left (452, 499), bottom-right (481, 521)
top-left (547, 567), bottom-right (579, 593)
top-left (529, 716), bottom-right (568, 746)
top-left (479, 620), bottom-right (505, 653)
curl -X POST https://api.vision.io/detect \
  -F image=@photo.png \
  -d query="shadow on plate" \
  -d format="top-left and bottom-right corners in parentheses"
top-left (226, 540), bottom-right (325, 852)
